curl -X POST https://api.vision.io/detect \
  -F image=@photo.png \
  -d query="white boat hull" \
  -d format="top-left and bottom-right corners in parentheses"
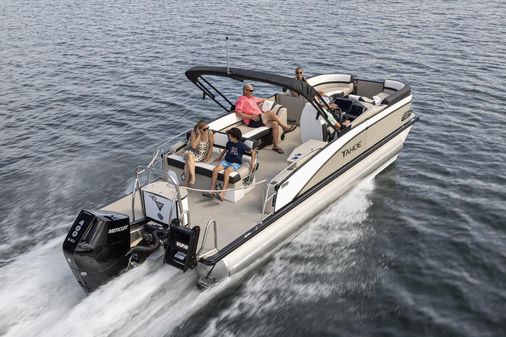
top-left (198, 126), bottom-right (413, 282)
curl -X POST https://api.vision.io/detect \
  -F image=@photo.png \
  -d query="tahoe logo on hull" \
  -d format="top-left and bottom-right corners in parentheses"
top-left (342, 140), bottom-right (362, 158)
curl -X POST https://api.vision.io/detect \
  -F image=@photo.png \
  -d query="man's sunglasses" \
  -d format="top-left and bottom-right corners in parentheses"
top-left (246, 89), bottom-right (254, 92)
top-left (296, 72), bottom-right (304, 74)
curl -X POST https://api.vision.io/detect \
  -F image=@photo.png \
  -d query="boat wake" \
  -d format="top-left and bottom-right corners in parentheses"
top-left (0, 237), bottom-right (228, 337)
top-left (0, 178), bottom-right (375, 337)
top-left (197, 178), bottom-right (376, 337)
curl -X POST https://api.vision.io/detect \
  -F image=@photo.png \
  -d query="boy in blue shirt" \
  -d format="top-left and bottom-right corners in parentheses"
top-left (203, 127), bottom-right (256, 201)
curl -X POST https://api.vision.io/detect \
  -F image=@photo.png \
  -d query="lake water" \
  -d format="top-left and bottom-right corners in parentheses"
top-left (1, 0), bottom-right (505, 336)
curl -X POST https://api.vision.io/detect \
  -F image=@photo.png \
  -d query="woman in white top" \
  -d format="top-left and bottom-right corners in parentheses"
top-left (184, 120), bottom-right (214, 186)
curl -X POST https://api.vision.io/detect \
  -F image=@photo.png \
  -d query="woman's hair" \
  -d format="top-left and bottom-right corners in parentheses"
top-left (194, 119), bottom-right (207, 131)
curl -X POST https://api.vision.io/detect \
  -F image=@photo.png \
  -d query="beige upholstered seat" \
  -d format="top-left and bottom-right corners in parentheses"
top-left (276, 94), bottom-right (306, 125)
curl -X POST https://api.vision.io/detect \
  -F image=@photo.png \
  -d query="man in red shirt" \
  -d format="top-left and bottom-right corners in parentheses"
top-left (235, 84), bottom-right (296, 154)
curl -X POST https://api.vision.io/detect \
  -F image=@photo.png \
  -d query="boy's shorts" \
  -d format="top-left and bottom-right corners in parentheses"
top-left (220, 160), bottom-right (241, 171)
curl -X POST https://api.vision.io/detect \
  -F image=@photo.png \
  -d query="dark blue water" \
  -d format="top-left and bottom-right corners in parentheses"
top-left (1, 0), bottom-right (505, 336)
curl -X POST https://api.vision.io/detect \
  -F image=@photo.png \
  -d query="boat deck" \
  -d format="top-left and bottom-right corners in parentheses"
top-left (188, 128), bottom-right (302, 252)
top-left (100, 128), bottom-right (304, 254)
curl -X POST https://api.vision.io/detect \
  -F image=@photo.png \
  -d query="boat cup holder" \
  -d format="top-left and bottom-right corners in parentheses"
top-left (289, 152), bottom-right (303, 162)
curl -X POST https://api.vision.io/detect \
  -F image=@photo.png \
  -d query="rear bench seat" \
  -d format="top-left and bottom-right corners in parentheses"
top-left (164, 131), bottom-right (258, 202)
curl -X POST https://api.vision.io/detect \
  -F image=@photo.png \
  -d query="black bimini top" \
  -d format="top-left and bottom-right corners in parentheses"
top-left (185, 66), bottom-right (318, 107)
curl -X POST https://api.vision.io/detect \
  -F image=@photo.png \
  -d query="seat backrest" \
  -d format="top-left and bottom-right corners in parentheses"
top-left (208, 101), bottom-right (287, 133)
top-left (208, 113), bottom-right (241, 131)
top-left (307, 74), bottom-right (354, 97)
top-left (276, 94), bottom-right (306, 125)
top-left (306, 74), bottom-right (353, 86)
top-left (354, 79), bottom-right (384, 97)
top-left (213, 131), bottom-right (256, 150)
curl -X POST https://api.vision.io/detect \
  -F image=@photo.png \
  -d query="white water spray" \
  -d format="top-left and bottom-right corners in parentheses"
top-left (0, 179), bottom-right (375, 337)
top-left (198, 178), bottom-right (376, 337)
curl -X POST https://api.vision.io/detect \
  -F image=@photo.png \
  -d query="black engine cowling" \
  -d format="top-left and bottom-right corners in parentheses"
top-left (62, 209), bottom-right (130, 292)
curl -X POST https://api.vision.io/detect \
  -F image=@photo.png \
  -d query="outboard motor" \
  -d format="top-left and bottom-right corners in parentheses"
top-left (62, 209), bottom-right (130, 292)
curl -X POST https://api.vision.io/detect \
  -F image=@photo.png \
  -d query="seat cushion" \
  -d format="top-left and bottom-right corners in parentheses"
top-left (239, 125), bottom-right (272, 139)
top-left (167, 154), bottom-right (247, 184)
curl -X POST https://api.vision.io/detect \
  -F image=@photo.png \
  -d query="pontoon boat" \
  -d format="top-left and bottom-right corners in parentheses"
top-left (63, 67), bottom-right (418, 292)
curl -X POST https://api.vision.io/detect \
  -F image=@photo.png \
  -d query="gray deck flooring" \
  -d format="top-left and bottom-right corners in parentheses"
top-left (101, 128), bottom-right (303, 255)
top-left (189, 128), bottom-right (302, 252)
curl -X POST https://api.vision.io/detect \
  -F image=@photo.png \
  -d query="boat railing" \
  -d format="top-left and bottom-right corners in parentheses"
top-left (148, 129), bottom-right (191, 169)
top-left (197, 219), bottom-right (219, 257)
top-left (260, 147), bottom-right (322, 222)
top-left (131, 165), bottom-right (186, 224)
top-left (180, 209), bottom-right (191, 227)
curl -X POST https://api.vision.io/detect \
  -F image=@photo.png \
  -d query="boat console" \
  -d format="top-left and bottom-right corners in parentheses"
top-left (333, 97), bottom-right (365, 121)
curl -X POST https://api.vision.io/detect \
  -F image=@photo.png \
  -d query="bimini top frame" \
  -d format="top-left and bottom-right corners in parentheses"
top-left (185, 66), bottom-right (338, 130)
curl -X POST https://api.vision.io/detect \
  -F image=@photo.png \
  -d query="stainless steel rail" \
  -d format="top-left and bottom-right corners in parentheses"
top-left (197, 219), bottom-right (218, 256)
top-left (148, 129), bottom-right (191, 168)
top-left (180, 210), bottom-right (191, 227)
top-left (259, 147), bottom-right (322, 222)
top-left (130, 165), bottom-right (187, 225)
top-left (131, 173), bottom-right (143, 222)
